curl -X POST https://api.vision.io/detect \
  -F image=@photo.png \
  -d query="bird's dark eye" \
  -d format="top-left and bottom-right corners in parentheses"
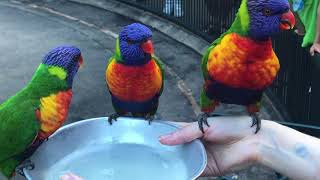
top-left (263, 8), bottom-right (272, 16)
top-left (74, 55), bottom-right (80, 61)
top-left (127, 40), bottom-right (133, 45)
top-left (284, 7), bottom-right (289, 13)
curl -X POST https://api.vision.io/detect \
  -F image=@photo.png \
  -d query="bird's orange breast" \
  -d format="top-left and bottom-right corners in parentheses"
top-left (207, 33), bottom-right (280, 90)
top-left (36, 90), bottom-right (72, 139)
top-left (106, 59), bottom-right (163, 102)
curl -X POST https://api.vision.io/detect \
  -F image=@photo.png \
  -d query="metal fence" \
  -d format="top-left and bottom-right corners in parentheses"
top-left (117, 0), bottom-right (319, 136)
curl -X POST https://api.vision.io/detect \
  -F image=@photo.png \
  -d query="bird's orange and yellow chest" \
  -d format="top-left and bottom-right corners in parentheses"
top-left (36, 90), bottom-right (72, 139)
top-left (106, 59), bottom-right (162, 102)
top-left (207, 33), bottom-right (280, 90)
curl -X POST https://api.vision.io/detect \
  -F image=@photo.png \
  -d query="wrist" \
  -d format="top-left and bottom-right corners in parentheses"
top-left (255, 121), bottom-right (320, 179)
top-left (254, 120), bottom-right (278, 165)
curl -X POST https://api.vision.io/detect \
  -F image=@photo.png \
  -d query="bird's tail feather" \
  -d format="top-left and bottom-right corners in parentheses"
top-left (0, 158), bottom-right (19, 179)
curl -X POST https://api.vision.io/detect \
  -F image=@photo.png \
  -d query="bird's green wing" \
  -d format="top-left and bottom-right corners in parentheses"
top-left (106, 56), bottom-right (116, 89)
top-left (202, 44), bottom-right (215, 80)
top-left (201, 33), bottom-right (226, 80)
top-left (200, 40), bottom-right (222, 110)
top-left (106, 56), bottom-right (126, 114)
top-left (107, 56), bottom-right (115, 67)
top-left (201, 31), bottom-right (231, 110)
top-left (0, 97), bottom-right (40, 165)
top-left (152, 55), bottom-right (165, 96)
top-left (0, 64), bottom-right (70, 177)
top-left (114, 38), bottom-right (124, 63)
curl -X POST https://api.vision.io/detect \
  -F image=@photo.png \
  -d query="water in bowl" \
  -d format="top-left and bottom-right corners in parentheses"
top-left (46, 143), bottom-right (188, 180)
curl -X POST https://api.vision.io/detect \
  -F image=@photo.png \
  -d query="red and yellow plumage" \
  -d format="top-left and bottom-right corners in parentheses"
top-left (36, 90), bottom-right (72, 139)
top-left (197, 0), bottom-right (295, 134)
top-left (106, 58), bottom-right (162, 102)
top-left (207, 33), bottom-right (280, 90)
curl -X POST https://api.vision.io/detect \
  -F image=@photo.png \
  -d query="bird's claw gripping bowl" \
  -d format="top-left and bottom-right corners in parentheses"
top-left (20, 117), bottom-right (207, 180)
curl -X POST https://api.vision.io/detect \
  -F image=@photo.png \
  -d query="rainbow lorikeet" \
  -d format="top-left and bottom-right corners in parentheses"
top-left (0, 46), bottom-right (83, 178)
top-left (106, 23), bottom-right (164, 124)
top-left (199, 0), bottom-right (295, 133)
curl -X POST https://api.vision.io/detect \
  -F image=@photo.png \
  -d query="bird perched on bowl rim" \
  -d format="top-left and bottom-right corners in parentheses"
top-left (106, 23), bottom-right (164, 125)
top-left (0, 46), bottom-right (84, 178)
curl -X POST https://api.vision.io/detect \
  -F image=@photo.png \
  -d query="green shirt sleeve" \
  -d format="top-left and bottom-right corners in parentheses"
top-left (294, 0), bottom-right (319, 47)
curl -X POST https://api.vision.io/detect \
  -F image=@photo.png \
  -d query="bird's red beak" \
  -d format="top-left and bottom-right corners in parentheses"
top-left (280, 11), bottom-right (295, 30)
top-left (78, 55), bottom-right (84, 68)
top-left (141, 40), bottom-right (154, 54)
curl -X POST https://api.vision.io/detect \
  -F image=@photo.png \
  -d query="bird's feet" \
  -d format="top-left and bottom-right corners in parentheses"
top-left (250, 113), bottom-right (261, 134)
top-left (108, 113), bottom-right (120, 125)
top-left (15, 159), bottom-right (35, 177)
top-left (197, 113), bottom-right (210, 133)
top-left (144, 114), bottom-right (155, 125)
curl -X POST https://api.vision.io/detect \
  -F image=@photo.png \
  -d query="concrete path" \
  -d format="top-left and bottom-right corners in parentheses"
top-left (0, 0), bottom-right (202, 123)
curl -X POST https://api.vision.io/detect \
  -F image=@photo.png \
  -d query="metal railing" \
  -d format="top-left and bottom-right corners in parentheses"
top-left (117, 0), bottom-right (319, 136)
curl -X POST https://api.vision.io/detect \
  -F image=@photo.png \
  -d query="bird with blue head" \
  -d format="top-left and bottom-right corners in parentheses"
top-left (0, 46), bottom-right (83, 178)
top-left (42, 46), bottom-right (83, 87)
top-left (246, 0), bottom-right (295, 40)
top-left (118, 23), bottom-right (154, 65)
top-left (106, 23), bottom-right (164, 124)
top-left (198, 0), bottom-right (295, 134)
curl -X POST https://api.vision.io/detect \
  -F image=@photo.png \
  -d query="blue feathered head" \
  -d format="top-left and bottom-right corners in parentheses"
top-left (237, 0), bottom-right (295, 40)
top-left (42, 46), bottom-right (83, 86)
top-left (118, 23), bottom-right (154, 65)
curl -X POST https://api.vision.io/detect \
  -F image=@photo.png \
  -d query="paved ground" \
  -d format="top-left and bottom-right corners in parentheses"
top-left (0, 0), bottom-right (201, 123)
top-left (0, 0), bottom-right (274, 123)
top-left (0, 0), bottom-right (277, 179)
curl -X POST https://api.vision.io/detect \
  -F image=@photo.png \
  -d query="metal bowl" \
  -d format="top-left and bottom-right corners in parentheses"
top-left (22, 117), bottom-right (207, 180)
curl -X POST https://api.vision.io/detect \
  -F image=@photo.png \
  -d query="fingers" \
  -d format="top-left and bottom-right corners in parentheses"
top-left (159, 116), bottom-right (255, 146)
top-left (310, 46), bottom-right (315, 56)
top-left (159, 122), bottom-right (203, 145)
top-left (310, 45), bottom-right (320, 56)
top-left (60, 173), bottom-right (84, 180)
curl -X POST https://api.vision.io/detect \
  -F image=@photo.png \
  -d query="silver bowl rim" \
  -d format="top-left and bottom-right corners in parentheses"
top-left (24, 117), bottom-right (207, 180)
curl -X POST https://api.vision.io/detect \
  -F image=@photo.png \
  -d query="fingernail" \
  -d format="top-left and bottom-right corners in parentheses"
top-left (159, 134), bottom-right (172, 141)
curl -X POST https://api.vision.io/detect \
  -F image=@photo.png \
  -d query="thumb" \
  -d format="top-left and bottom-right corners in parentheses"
top-left (310, 46), bottom-right (315, 56)
top-left (159, 122), bottom-right (204, 145)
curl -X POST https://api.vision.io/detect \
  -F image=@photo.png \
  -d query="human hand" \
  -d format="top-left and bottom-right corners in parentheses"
top-left (159, 116), bottom-right (265, 177)
top-left (60, 173), bottom-right (84, 180)
top-left (310, 43), bottom-right (320, 56)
